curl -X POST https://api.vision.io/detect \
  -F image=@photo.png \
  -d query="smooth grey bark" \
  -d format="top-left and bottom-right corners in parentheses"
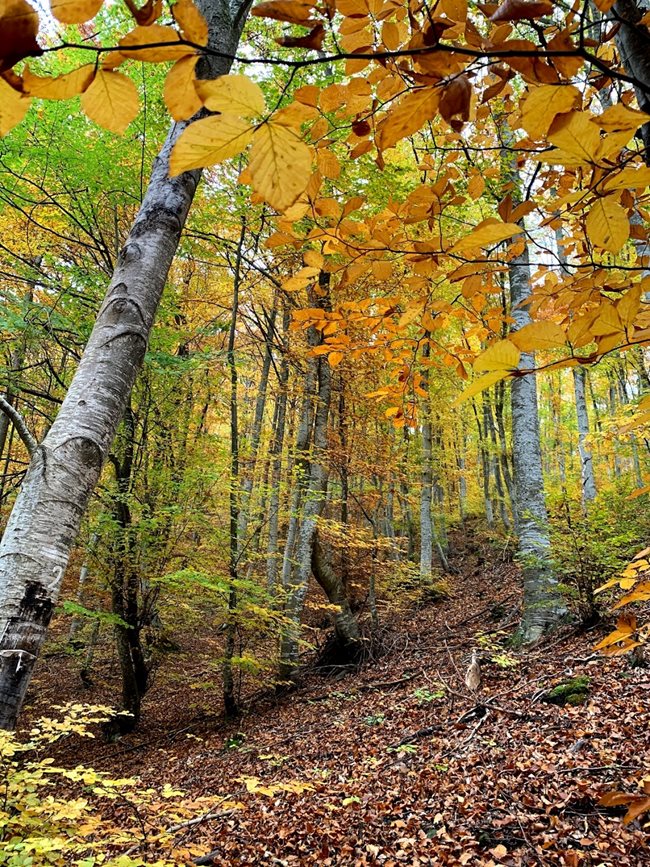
top-left (237, 301), bottom-right (276, 561)
top-left (311, 530), bottom-right (360, 651)
top-left (508, 241), bottom-right (568, 641)
top-left (266, 310), bottom-right (290, 592)
top-left (572, 367), bottom-right (597, 509)
top-left (612, 1), bottom-right (650, 163)
top-left (500, 118), bottom-right (568, 642)
top-left (419, 343), bottom-right (434, 581)
top-left (279, 274), bottom-right (333, 680)
top-left (0, 0), bottom-right (252, 729)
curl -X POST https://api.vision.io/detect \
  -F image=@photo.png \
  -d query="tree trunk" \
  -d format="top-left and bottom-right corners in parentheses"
top-left (266, 309), bottom-right (290, 592)
top-left (311, 530), bottom-right (360, 657)
top-left (279, 273), bottom-right (332, 680)
top-left (500, 117), bottom-right (568, 643)
top-left (572, 367), bottom-right (597, 510)
top-left (0, 0), bottom-right (252, 730)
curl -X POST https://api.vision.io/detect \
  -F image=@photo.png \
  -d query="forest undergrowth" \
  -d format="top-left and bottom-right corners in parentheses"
top-left (24, 524), bottom-right (650, 867)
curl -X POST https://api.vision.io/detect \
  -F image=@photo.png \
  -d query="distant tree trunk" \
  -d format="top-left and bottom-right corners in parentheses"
top-left (0, 0), bottom-right (252, 730)
top-left (108, 408), bottom-right (151, 731)
top-left (500, 116), bottom-right (567, 642)
top-left (573, 367), bottom-right (597, 510)
top-left (266, 310), bottom-right (290, 592)
top-left (311, 530), bottom-right (360, 654)
top-left (420, 344), bottom-right (434, 581)
top-left (279, 273), bottom-right (332, 680)
top-left (223, 218), bottom-right (245, 720)
top-left (68, 532), bottom-right (99, 647)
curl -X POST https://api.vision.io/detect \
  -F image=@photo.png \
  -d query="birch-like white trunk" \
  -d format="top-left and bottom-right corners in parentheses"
top-left (572, 367), bottom-right (597, 509)
top-left (0, 0), bottom-right (251, 729)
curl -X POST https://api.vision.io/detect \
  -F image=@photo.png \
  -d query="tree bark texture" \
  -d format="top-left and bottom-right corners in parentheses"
top-left (572, 367), bottom-right (597, 510)
top-left (0, 0), bottom-right (252, 729)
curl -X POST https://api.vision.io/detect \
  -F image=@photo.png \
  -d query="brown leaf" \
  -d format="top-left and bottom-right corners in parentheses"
top-left (439, 75), bottom-right (471, 131)
top-left (276, 24), bottom-right (325, 49)
top-left (0, 0), bottom-right (41, 73)
top-left (491, 0), bottom-right (553, 22)
top-left (124, 0), bottom-right (162, 26)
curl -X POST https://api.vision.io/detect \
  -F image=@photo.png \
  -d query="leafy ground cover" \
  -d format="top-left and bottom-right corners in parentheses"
top-left (25, 530), bottom-right (650, 866)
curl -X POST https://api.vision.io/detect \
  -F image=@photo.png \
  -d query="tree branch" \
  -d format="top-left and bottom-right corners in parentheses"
top-left (0, 396), bottom-right (37, 456)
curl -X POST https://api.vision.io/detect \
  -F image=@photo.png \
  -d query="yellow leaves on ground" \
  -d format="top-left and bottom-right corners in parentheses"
top-left (163, 56), bottom-right (201, 120)
top-left (249, 120), bottom-right (312, 213)
top-left (170, 73), bottom-right (313, 212)
top-left (23, 64), bottom-right (95, 100)
top-left (376, 88), bottom-right (440, 151)
top-left (585, 196), bottom-right (629, 254)
top-left (474, 339), bottom-right (520, 373)
top-left (196, 75), bottom-right (266, 116)
top-left (50, 0), bottom-right (102, 24)
top-left (0, 76), bottom-right (30, 135)
top-left (0, 0), bottom-right (40, 73)
top-left (519, 85), bottom-right (580, 139)
top-left (80, 70), bottom-right (140, 134)
top-left (450, 219), bottom-right (523, 252)
top-left (510, 321), bottom-right (567, 352)
top-left (169, 115), bottom-right (254, 174)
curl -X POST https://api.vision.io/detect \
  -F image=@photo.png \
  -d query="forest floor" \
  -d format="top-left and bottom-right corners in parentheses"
top-left (27, 525), bottom-right (650, 866)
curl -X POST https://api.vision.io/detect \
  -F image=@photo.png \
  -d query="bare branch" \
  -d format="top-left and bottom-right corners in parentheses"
top-left (0, 396), bottom-right (37, 456)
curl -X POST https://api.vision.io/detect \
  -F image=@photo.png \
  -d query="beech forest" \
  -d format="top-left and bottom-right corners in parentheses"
top-left (0, 0), bottom-right (650, 864)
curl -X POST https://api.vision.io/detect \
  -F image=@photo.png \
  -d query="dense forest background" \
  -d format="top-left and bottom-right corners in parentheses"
top-left (0, 0), bottom-right (649, 864)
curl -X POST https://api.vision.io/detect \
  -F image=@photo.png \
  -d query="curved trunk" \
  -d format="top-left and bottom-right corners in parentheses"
top-left (311, 531), bottom-right (360, 652)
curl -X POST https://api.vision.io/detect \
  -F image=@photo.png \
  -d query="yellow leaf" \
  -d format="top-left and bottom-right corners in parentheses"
top-left (118, 25), bottom-right (191, 62)
top-left (196, 74), bottom-right (266, 117)
top-left (169, 114), bottom-right (253, 174)
top-left (304, 249), bottom-right (324, 268)
top-left (249, 120), bottom-right (312, 212)
top-left (585, 197), bottom-right (629, 253)
top-left (80, 70), bottom-right (139, 134)
top-left (163, 56), bottom-right (201, 121)
top-left (617, 284), bottom-right (642, 329)
top-left (510, 321), bottom-right (566, 352)
top-left (23, 63), bottom-right (95, 100)
top-left (520, 84), bottom-right (580, 139)
top-left (376, 87), bottom-right (440, 151)
top-left (474, 339), bottom-right (520, 373)
top-left (591, 300), bottom-right (623, 336)
top-left (596, 103), bottom-right (650, 132)
top-left (328, 351), bottom-right (344, 366)
top-left (450, 219), bottom-right (523, 253)
top-left (0, 76), bottom-right (30, 135)
top-left (172, 0), bottom-right (208, 45)
top-left (603, 166), bottom-right (650, 192)
top-left (455, 370), bottom-right (510, 404)
top-left (381, 20), bottom-right (400, 51)
top-left (50, 0), bottom-right (102, 25)
top-left (548, 111), bottom-right (601, 164)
